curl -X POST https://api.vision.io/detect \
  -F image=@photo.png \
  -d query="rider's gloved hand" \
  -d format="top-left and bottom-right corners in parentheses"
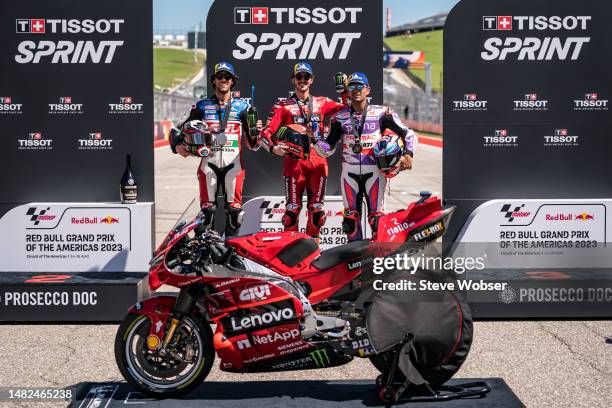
top-left (169, 126), bottom-right (182, 154)
top-left (334, 72), bottom-right (348, 94)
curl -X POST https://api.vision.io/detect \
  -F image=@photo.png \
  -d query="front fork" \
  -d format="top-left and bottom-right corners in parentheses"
top-left (160, 285), bottom-right (205, 349)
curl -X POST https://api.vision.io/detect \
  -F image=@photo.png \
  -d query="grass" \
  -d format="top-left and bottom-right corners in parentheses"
top-left (154, 48), bottom-right (205, 90)
top-left (384, 30), bottom-right (443, 93)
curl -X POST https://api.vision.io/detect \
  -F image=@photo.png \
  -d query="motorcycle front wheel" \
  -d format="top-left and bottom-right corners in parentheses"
top-left (114, 313), bottom-right (214, 397)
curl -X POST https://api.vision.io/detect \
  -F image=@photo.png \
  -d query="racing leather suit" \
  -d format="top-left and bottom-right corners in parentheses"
top-left (180, 96), bottom-right (259, 237)
top-left (261, 95), bottom-right (345, 238)
top-left (315, 105), bottom-right (416, 241)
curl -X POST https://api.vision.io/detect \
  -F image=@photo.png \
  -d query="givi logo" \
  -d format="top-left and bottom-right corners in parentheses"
top-left (239, 284), bottom-right (271, 301)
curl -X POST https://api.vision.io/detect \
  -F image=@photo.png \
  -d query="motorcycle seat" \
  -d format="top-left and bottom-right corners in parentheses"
top-left (311, 240), bottom-right (371, 270)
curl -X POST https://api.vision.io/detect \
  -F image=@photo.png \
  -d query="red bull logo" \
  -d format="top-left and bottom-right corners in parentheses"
top-left (575, 213), bottom-right (594, 221)
top-left (100, 216), bottom-right (119, 224)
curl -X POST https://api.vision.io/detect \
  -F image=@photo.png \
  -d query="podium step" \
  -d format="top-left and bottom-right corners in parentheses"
top-left (0, 272), bottom-right (149, 322)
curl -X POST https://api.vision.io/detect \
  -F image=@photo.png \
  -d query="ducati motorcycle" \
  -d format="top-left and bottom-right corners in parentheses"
top-left (115, 193), bottom-right (476, 402)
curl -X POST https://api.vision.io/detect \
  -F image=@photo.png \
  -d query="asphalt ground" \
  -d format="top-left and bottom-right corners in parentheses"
top-left (2, 141), bottom-right (611, 407)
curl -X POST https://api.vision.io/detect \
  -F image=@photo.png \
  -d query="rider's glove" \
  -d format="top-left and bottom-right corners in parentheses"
top-left (169, 126), bottom-right (182, 154)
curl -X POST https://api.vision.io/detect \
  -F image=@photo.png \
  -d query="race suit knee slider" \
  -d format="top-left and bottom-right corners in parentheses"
top-left (200, 202), bottom-right (216, 230)
top-left (282, 203), bottom-right (301, 230)
top-left (225, 203), bottom-right (244, 237)
top-left (342, 209), bottom-right (360, 235)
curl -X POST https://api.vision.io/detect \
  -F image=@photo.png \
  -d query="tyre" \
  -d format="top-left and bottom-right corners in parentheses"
top-left (367, 269), bottom-right (473, 387)
top-left (114, 313), bottom-right (214, 397)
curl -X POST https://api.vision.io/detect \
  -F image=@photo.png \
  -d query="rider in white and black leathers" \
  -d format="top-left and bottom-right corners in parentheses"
top-left (170, 62), bottom-right (261, 237)
top-left (315, 72), bottom-right (417, 241)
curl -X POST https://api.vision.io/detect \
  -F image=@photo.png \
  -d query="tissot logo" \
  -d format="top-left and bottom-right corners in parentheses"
top-left (234, 7), bottom-right (362, 25)
top-left (78, 132), bottom-right (113, 150)
top-left (483, 129), bottom-right (518, 147)
top-left (14, 18), bottom-right (125, 64)
top-left (18, 132), bottom-right (53, 150)
top-left (513, 93), bottom-right (548, 111)
top-left (574, 93), bottom-right (609, 110)
top-left (452, 93), bottom-right (487, 111)
top-left (108, 97), bottom-right (143, 113)
top-left (232, 7), bottom-right (363, 60)
top-left (481, 16), bottom-right (592, 61)
top-left (501, 204), bottom-right (531, 223)
top-left (544, 129), bottom-right (578, 146)
top-left (49, 96), bottom-right (83, 113)
top-left (0, 96), bottom-right (23, 114)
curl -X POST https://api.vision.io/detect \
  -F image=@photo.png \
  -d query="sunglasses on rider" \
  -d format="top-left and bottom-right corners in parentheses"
top-left (214, 73), bottom-right (232, 81)
top-left (348, 84), bottom-right (366, 92)
top-left (294, 73), bottom-right (312, 81)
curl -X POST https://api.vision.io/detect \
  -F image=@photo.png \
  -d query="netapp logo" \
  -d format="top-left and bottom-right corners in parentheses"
top-left (513, 93), bottom-right (548, 111)
top-left (0, 96), bottom-right (23, 114)
top-left (49, 96), bottom-right (83, 114)
top-left (108, 96), bottom-right (143, 113)
top-left (234, 7), bottom-right (362, 24)
top-left (483, 129), bottom-right (518, 147)
top-left (78, 132), bottom-right (113, 150)
top-left (17, 132), bottom-right (53, 150)
top-left (230, 307), bottom-right (295, 331)
top-left (574, 93), bottom-right (608, 111)
top-left (452, 93), bottom-right (488, 111)
top-left (15, 19), bottom-right (124, 64)
top-left (236, 328), bottom-right (301, 350)
top-left (481, 15), bottom-right (591, 61)
top-left (543, 129), bottom-right (579, 146)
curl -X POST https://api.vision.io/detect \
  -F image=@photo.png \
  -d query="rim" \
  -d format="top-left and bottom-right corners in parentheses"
top-left (124, 315), bottom-right (205, 390)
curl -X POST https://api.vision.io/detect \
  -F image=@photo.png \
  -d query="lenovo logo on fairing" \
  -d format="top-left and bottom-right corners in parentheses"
top-left (230, 308), bottom-right (294, 331)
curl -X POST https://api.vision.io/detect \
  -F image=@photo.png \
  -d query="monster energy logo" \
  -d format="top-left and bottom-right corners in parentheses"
top-left (275, 126), bottom-right (288, 140)
top-left (248, 112), bottom-right (257, 127)
top-left (308, 349), bottom-right (331, 368)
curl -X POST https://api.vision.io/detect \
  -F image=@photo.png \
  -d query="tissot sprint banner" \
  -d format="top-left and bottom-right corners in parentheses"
top-left (444, 0), bottom-right (612, 268)
top-left (206, 0), bottom-right (383, 197)
top-left (0, 0), bottom-right (154, 272)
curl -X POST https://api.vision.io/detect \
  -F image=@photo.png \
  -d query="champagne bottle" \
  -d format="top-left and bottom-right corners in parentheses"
top-left (120, 154), bottom-right (137, 204)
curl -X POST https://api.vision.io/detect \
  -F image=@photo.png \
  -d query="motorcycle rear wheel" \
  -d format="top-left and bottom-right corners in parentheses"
top-left (114, 313), bottom-right (214, 397)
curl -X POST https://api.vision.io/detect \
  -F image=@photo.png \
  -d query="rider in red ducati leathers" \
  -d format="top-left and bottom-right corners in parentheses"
top-left (170, 62), bottom-right (262, 237)
top-left (261, 62), bottom-right (348, 239)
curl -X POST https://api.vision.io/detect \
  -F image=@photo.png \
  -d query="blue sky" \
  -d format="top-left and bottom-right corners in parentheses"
top-left (153, 0), bottom-right (460, 33)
